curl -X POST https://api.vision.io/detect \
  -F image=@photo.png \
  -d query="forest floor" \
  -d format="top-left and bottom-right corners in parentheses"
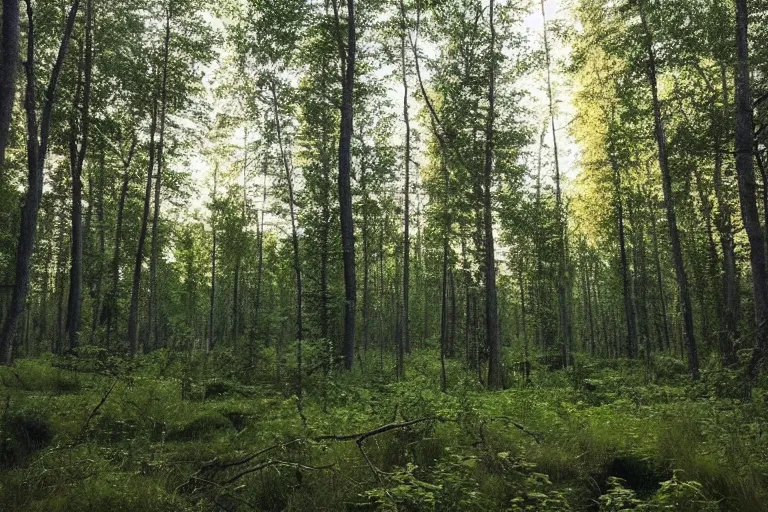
top-left (0, 347), bottom-right (767, 511)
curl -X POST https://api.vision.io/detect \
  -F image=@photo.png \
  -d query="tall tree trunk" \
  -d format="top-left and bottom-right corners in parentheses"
top-left (105, 135), bottom-right (137, 348)
top-left (519, 261), bottom-right (530, 382)
top-left (645, 180), bottom-right (671, 352)
top-left (713, 74), bottom-right (739, 360)
top-left (378, 217), bottom-right (385, 364)
top-left (149, 8), bottom-right (171, 351)
top-left (420, 197), bottom-right (428, 347)
top-left (333, 0), bottom-right (356, 370)
top-left (0, 0), bottom-right (80, 364)
top-left (272, 83), bottom-right (304, 421)
top-left (361, 156), bottom-right (370, 353)
top-left (584, 256), bottom-right (596, 356)
top-left (251, 151), bottom-right (268, 354)
top-left (38, 235), bottom-right (51, 347)
top-left (54, 214), bottom-right (67, 354)
top-left (439, 154), bottom-right (450, 390)
top-left (735, 0), bottom-right (768, 384)
top-left (484, 0), bottom-right (502, 390)
top-left (628, 195), bottom-right (651, 363)
top-left (692, 163), bottom-right (721, 352)
top-left (608, 134), bottom-right (637, 358)
top-left (232, 258), bottom-right (240, 349)
top-left (66, 0), bottom-right (92, 351)
top-left (400, 0), bottom-right (411, 358)
top-left (0, 0), bottom-right (20, 173)
top-left (534, 124), bottom-right (545, 353)
top-left (89, 152), bottom-right (106, 344)
top-left (640, 5), bottom-right (699, 379)
top-left (208, 163), bottom-right (218, 352)
top-left (449, 266), bottom-right (457, 358)
top-left (439, 225), bottom-right (448, 393)
top-left (235, 129), bottom-right (248, 350)
top-left (51, 211), bottom-right (67, 354)
top-left (541, 0), bottom-right (571, 367)
top-left (127, 100), bottom-right (158, 356)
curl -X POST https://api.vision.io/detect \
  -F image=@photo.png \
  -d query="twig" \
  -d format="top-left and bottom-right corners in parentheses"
top-left (223, 460), bottom-right (335, 485)
top-left (314, 416), bottom-right (447, 443)
top-left (71, 379), bottom-right (117, 445)
top-left (199, 438), bottom-right (302, 473)
top-left (486, 416), bottom-right (543, 444)
top-left (188, 417), bottom-right (447, 493)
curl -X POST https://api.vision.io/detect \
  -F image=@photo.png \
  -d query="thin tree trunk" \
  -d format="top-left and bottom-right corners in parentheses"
top-left (66, 0), bottom-right (92, 351)
top-left (232, 258), bottom-right (240, 349)
top-left (519, 261), bottom-right (530, 382)
top-left (90, 151), bottom-right (106, 344)
top-left (608, 134), bottom-right (637, 358)
top-left (534, 124), bottom-right (545, 353)
top-left (734, 0), bottom-right (768, 384)
top-left (449, 265), bottom-right (457, 358)
top-left (462, 235), bottom-right (471, 364)
top-left (439, 223), bottom-right (448, 393)
top-left (645, 179), bottom-right (671, 352)
top-left (714, 97), bottom-right (739, 360)
top-left (400, 0), bottom-right (411, 358)
top-left (484, 0), bottom-right (502, 390)
top-left (640, 5), bottom-right (699, 379)
top-left (378, 217), bottom-right (385, 364)
top-left (628, 194), bottom-right (651, 363)
top-left (251, 151), bottom-right (268, 353)
top-left (271, 83), bottom-right (304, 421)
top-left (333, 0), bottom-right (357, 370)
top-left (585, 256), bottom-right (596, 356)
top-left (105, 135), bottom-right (137, 348)
top-left (38, 236), bottom-right (51, 347)
top-left (54, 214), bottom-right (67, 354)
top-left (149, 8), bottom-right (171, 351)
top-left (361, 154), bottom-right (370, 354)
top-left (0, 0), bottom-right (20, 173)
top-left (439, 154), bottom-right (450, 390)
top-left (541, 0), bottom-right (571, 367)
top-left (208, 163), bottom-right (218, 352)
top-left (0, 0), bottom-right (80, 364)
top-left (127, 100), bottom-right (158, 356)
top-left (692, 162), bottom-right (721, 350)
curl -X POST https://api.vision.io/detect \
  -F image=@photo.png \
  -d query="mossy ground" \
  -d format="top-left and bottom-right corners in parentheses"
top-left (0, 347), bottom-right (766, 511)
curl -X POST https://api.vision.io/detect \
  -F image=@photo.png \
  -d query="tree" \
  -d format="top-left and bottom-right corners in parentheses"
top-left (541, 0), bottom-right (572, 366)
top-left (148, 2), bottom-right (171, 351)
top-left (484, 0), bottom-right (502, 390)
top-left (734, 0), bottom-right (768, 384)
top-left (399, 0), bottom-right (412, 376)
top-left (126, 99), bottom-right (158, 355)
top-left (637, 1), bottom-right (699, 379)
top-left (0, 0), bottom-right (80, 364)
top-left (333, 0), bottom-right (357, 370)
top-left (66, 0), bottom-right (93, 351)
top-left (0, 0), bottom-right (20, 172)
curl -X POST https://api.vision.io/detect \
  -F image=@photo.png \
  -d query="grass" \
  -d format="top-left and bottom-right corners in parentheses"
top-left (0, 346), bottom-right (765, 511)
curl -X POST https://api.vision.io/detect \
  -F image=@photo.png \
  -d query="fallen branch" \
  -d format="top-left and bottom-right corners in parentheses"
top-left (198, 438), bottom-right (303, 473)
top-left (223, 460), bottom-right (335, 485)
top-left (314, 416), bottom-right (446, 443)
top-left (185, 416), bottom-right (448, 494)
top-left (485, 416), bottom-right (542, 444)
top-left (71, 379), bottom-right (117, 445)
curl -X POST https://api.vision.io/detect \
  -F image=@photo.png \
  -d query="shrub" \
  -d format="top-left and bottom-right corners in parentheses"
top-left (166, 411), bottom-right (232, 441)
top-left (0, 410), bottom-right (52, 468)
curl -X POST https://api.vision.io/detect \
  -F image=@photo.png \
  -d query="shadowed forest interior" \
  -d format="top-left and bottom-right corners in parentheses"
top-left (1, 0), bottom-right (768, 510)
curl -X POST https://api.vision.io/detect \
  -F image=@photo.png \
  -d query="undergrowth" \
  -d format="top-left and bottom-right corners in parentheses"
top-left (0, 346), bottom-right (765, 511)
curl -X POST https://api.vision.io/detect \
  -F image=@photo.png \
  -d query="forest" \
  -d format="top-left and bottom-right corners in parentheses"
top-left (1, 0), bottom-right (768, 510)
